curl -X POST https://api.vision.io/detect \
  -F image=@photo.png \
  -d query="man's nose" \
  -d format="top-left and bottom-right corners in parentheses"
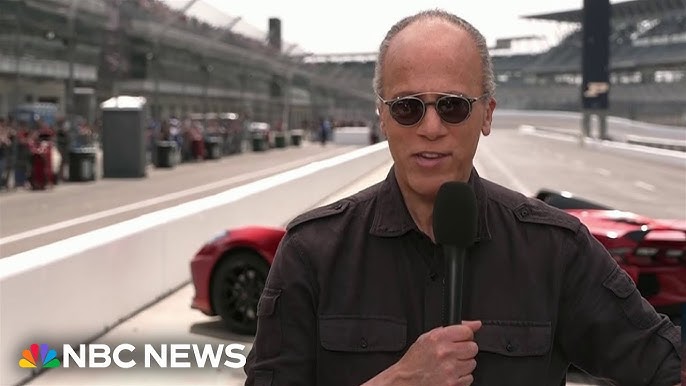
top-left (416, 105), bottom-right (446, 139)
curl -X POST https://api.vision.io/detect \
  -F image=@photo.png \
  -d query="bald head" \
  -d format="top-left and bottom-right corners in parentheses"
top-left (372, 9), bottom-right (495, 98)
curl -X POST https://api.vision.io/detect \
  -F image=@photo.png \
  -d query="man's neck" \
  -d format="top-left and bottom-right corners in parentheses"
top-left (394, 168), bottom-right (475, 243)
top-left (401, 188), bottom-right (436, 242)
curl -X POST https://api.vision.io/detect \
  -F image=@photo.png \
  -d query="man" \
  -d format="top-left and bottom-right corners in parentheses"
top-left (55, 118), bottom-right (71, 183)
top-left (244, 9), bottom-right (682, 386)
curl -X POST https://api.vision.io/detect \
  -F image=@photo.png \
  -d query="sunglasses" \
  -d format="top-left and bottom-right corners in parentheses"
top-left (378, 92), bottom-right (489, 126)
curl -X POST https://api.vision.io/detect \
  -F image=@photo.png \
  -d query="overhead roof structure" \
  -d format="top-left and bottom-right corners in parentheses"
top-left (523, 0), bottom-right (686, 22)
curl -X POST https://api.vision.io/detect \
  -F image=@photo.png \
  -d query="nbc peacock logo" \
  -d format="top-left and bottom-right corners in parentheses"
top-left (19, 343), bottom-right (61, 369)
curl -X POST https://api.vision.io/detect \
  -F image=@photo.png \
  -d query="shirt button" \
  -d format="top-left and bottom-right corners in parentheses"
top-left (518, 208), bottom-right (530, 217)
top-left (360, 337), bottom-right (368, 349)
top-left (506, 343), bottom-right (515, 352)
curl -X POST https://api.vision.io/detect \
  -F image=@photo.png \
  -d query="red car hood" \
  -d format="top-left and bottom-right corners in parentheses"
top-left (566, 209), bottom-right (686, 240)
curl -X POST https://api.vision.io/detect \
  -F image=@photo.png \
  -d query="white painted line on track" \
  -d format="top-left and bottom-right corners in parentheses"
top-left (595, 168), bottom-right (612, 177)
top-left (633, 180), bottom-right (656, 192)
top-left (478, 144), bottom-right (532, 196)
top-left (518, 125), bottom-right (580, 143)
top-left (0, 152), bottom-right (349, 246)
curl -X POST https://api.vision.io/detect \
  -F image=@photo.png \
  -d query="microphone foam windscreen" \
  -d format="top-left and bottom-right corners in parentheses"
top-left (433, 182), bottom-right (478, 247)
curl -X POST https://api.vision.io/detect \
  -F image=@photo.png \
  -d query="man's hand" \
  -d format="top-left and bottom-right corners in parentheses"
top-left (363, 321), bottom-right (482, 386)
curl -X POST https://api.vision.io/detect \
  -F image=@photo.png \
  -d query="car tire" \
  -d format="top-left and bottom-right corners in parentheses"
top-left (211, 251), bottom-right (269, 335)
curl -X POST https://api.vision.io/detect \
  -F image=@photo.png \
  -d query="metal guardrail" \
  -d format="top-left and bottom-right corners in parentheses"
top-left (625, 134), bottom-right (686, 152)
top-left (523, 125), bottom-right (686, 153)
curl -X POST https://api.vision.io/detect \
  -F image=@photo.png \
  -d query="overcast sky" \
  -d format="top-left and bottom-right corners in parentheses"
top-left (161, 0), bottom-right (625, 54)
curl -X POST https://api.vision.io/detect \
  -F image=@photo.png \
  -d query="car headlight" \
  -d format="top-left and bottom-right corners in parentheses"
top-left (207, 230), bottom-right (229, 245)
top-left (197, 230), bottom-right (229, 255)
top-left (607, 247), bottom-right (632, 263)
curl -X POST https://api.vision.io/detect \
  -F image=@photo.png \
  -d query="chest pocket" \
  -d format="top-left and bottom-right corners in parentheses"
top-left (475, 320), bottom-right (551, 357)
top-left (319, 315), bottom-right (407, 352)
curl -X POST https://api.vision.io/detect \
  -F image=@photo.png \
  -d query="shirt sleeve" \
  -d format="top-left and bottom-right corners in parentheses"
top-left (557, 224), bottom-right (682, 385)
top-left (244, 231), bottom-right (318, 386)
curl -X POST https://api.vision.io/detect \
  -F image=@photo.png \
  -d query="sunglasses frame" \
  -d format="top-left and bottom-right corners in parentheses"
top-left (377, 92), bottom-right (490, 126)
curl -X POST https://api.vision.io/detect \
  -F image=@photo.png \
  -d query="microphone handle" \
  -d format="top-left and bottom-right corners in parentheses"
top-left (443, 245), bottom-right (465, 326)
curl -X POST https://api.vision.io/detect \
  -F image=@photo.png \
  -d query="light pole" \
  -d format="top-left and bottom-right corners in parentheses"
top-left (11, 0), bottom-right (24, 111)
top-left (280, 44), bottom-right (298, 131)
top-left (202, 62), bottom-right (213, 128)
top-left (65, 0), bottom-right (79, 124)
top-left (148, 50), bottom-right (160, 120)
top-left (149, 0), bottom-right (201, 121)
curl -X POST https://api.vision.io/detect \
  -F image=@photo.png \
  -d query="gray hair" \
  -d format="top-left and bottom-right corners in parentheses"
top-left (372, 9), bottom-right (496, 99)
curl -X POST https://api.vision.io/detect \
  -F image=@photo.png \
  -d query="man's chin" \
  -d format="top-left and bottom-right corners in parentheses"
top-left (411, 170), bottom-right (471, 195)
top-left (408, 178), bottom-right (447, 200)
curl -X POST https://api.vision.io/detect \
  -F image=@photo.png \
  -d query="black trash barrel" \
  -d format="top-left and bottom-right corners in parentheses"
top-left (69, 147), bottom-right (97, 182)
top-left (204, 137), bottom-right (222, 160)
top-left (290, 129), bottom-right (303, 146)
top-left (251, 133), bottom-right (266, 152)
top-left (155, 141), bottom-right (177, 168)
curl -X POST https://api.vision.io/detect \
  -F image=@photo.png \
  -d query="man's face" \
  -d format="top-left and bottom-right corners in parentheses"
top-left (379, 19), bottom-right (496, 200)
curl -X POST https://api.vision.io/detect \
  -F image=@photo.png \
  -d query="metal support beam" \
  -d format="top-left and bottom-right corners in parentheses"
top-left (151, 0), bottom-right (201, 120)
top-left (65, 0), bottom-right (79, 123)
top-left (11, 0), bottom-right (24, 110)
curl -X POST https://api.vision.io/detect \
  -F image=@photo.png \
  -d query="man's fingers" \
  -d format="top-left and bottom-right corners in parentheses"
top-left (438, 321), bottom-right (481, 342)
top-left (457, 374), bottom-right (474, 386)
top-left (463, 320), bottom-right (482, 332)
top-left (454, 341), bottom-right (479, 360)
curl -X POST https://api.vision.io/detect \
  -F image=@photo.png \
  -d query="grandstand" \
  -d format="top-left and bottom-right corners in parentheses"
top-left (493, 0), bottom-right (686, 126)
top-left (308, 0), bottom-right (686, 127)
top-left (0, 0), bottom-right (376, 129)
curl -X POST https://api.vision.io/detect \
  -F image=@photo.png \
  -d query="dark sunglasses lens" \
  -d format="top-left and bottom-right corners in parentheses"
top-left (437, 96), bottom-right (471, 124)
top-left (390, 98), bottom-right (424, 125)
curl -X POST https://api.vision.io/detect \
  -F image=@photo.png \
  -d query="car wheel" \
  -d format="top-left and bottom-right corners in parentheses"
top-left (211, 251), bottom-right (269, 335)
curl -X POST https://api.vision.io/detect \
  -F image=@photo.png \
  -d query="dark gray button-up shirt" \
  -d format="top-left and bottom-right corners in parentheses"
top-left (245, 167), bottom-right (681, 386)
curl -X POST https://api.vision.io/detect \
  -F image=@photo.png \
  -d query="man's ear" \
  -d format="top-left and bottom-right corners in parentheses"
top-left (377, 107), bottom-right (388, 136)
top-left (481, 97), bottom-right (497, 136)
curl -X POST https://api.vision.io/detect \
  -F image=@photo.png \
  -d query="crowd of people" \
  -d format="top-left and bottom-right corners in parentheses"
top-left (147, 116), bottom-right (244, 163)
top-left (0, 117), bottom-right (97, 191)
top-left (0, 111), bottom-right (381, 192)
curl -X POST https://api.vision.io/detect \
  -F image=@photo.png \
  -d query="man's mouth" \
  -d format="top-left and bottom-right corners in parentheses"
top-left (416, 152), bottom-right (449, 159)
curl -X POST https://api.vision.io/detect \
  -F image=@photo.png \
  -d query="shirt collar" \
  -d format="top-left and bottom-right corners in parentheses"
top-left (370, 166), bottom-right (492, 243)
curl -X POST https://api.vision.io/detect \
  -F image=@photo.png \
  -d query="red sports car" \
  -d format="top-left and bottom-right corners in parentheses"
top-left (190, 190), bottom-right (686, 335)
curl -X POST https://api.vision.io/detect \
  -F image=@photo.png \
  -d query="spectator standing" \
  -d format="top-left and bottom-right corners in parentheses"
top-left (319, 117), bottom-right (332, 146)
top-left (56, 120), bottom-right (72, 182)
top-left (13, 123), bottom-right (31, 189)
top-left (0, 121), bottom-right (9, 189)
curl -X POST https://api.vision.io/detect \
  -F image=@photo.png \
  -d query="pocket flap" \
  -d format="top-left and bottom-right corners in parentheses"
top-left (475, 320), bottom-right (551, 357)
top-left (319, 316), bottom-right (407, 352)
top-left (256, 288), bottom-right (282, 317)
top-left (602, 266), bottom-right (636, 299)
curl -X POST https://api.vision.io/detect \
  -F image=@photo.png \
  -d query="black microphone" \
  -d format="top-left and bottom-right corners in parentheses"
top-left (433, 182), bottom-right (478, 326)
